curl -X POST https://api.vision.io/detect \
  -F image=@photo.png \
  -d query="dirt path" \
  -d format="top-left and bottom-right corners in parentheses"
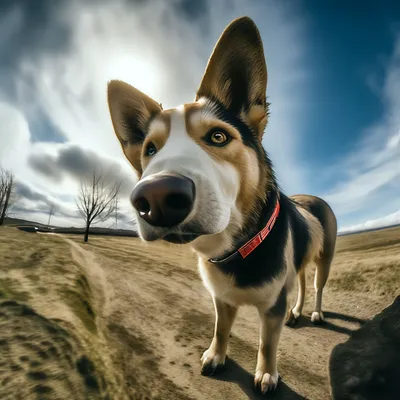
top-left (59, 233), bottom-right (398, 400)
top-left (63, 237), bottom-right (111, 324)
top-left (2, 227), bottom-right (398, 399)
top-left (0, 229), bottom-right (128, 400)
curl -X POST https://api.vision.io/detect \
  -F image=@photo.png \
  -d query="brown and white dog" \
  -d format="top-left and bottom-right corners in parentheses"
top-left (107, 16), bottom-right (337, 394)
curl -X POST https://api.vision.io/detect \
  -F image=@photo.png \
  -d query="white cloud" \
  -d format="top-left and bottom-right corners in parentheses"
top-left (1, 0), bottom-right (312, 226)
top-left (340, 209), bottom-right (400, 234)
top-left (323, 34), bottom-right (400, 230)
top-left (0, 102), bottom-right (31, 175)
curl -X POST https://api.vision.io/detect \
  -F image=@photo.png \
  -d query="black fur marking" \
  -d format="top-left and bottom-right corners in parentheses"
top-left (224, 58), bottom-right (251, 113)
top-left (122, 111), bottom-right (145, 145)
top-left (268, 286), bottom-right (287, 317)
top-left (293, 196), bottom-right (336, 262)
top-left (293, 197), bottom-right (330, 232)
top-left (208, 99), bottom-right (260, 152)
top-left (285, 198), bottom-right (311, 272)
top-left (210, 190), bottom-right (284, 287)
top-left (210, 192), bottom-right (311, 288)
top-left (208, 100), bottom-right (275, 188)
top-left (122, 110), bottom-right (160, 146)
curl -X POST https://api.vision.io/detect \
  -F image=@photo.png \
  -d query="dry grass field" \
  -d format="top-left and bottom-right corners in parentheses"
top-left (0, 225), bottom-right (399, 399)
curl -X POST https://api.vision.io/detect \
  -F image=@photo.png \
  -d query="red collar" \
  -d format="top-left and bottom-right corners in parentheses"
top-left (237, 200), bottom-right (280, 259)
top-left (208, 199), bottom-right (280, 264)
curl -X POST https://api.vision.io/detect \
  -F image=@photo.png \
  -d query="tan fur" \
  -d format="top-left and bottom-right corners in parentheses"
top-left (241, 105), bottom-right (268, 138)
top-left (296, 206), bottom-right (324, 266)
top-left (107, 17), bottom-right (271, 237)
top-left (184, 103), bottom-right (262, 228)
top-left (195, 18), bottom-right (268, 138)
top-left (107, 80), bottom-right (163, 175)
top-left (287, 195), bottom-right (337, 324)
top-left (107, 16), bottom-right (338, 393)
top-left (140, 112), bottom-right (171, 171)
top-left (199, 212), bottom-right (297, 393)
top-left (255, 309), bottom-right (284, 392)
top-left (200, 298), bottom-right (237, 370)
top-left (121, 144), bottom-right (143, 177)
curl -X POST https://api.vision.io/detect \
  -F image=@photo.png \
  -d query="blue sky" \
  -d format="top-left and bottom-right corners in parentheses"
top-left (298, 1), bottom-right (397, 175)
top-left (0, 0), bottom-right (399, 232)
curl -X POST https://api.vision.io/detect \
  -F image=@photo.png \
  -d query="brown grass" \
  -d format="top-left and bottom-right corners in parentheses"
top-left (0, 225), bottom-right (399, 399)
top-left (329, 227), bottom-right (400, 299)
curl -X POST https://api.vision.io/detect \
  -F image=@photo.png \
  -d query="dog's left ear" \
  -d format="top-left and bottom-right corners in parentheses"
top-left (196, 16), bottom-right (268, 139)
top-left (107, 80), bottom-right (162, 176)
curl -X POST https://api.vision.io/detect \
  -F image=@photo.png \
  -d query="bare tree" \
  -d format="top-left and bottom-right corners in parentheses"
top-left (76, 172), bottom-right (121, 242)
top-left (0, 166), bottom-right (16, 226)
top-left (114, 193), bottom-right (120, 229)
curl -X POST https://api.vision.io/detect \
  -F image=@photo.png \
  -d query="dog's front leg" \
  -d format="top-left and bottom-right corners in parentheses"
top-left (201, 297), bottom-right (237, 376)
top-left (255, 287), bottom-right (287, 394)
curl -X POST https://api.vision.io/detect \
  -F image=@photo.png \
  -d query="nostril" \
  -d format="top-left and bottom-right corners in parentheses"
top-left (134, 197), bottom-right (151, 214)
top-left (165, 193), bottom-right (192, 210)
top-left (131, 175), bottom-right (195, 227)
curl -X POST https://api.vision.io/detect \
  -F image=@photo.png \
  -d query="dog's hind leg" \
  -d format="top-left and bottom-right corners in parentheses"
top-left (201, 297), bottom-right (237, 376)
top-left (311, 255), bottom-right (332, 324)
top-left (285, 267), bottom-right (306, 326)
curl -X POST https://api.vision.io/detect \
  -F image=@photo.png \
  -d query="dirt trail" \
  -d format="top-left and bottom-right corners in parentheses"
top-left (0, 229), bottom-right (128, 400)
top-left (1, 227), bottom-right (398, 400)
top-left (61, 234), bottom-right (398, 400)
top-left (63, 237), bottom-right (111, 324)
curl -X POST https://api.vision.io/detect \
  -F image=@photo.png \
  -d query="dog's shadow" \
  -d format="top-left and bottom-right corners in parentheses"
top-left (208, 358), bottom-right (305, 400)
top-left (287, 311), bottom-right (365, 335)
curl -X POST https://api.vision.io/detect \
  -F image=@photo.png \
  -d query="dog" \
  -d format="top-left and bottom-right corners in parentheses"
top-left (107, 16), bottom-right (337, 394)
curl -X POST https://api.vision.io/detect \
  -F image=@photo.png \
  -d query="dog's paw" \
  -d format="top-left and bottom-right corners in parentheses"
top-left (285, 308), bottom-right (300, 327)
top-left (200, 348), bottom-right (226, 376)
top-left (254, 369), bottom-right (280, 394)
top-left (311, 311), bottom-right (325, 325)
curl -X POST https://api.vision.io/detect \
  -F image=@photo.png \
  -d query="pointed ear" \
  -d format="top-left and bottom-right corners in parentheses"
top-left (107, 80), bottom-right (162, 175)
top-left (196, 17), bottom-right (268, 139)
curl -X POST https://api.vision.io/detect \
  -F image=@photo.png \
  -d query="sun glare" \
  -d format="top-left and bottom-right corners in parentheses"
top-left (105, 54), bottom-right (161, 98)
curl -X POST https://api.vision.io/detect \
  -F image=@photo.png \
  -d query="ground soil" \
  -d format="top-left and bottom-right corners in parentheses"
top-left (0, 226), bottom-right (399, 399)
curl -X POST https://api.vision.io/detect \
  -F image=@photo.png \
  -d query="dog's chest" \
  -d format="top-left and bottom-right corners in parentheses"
top-left (198, 259), bottom-right (285, 308)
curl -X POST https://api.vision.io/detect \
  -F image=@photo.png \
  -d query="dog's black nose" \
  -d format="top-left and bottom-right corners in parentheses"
top-left (131, 174), bottom-right (195, 227)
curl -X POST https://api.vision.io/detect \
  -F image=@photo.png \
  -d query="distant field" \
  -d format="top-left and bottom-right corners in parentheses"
top-left (0, 226), bottom-right (399, 399)
top-left (3, 217), bottom-right (138, 237)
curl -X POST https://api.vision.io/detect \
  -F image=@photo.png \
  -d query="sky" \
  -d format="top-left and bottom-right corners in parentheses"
top-left (0, 0), bottom-right (399, 233)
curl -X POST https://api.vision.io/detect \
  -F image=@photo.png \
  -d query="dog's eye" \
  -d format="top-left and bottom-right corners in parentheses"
top-left (145, 142), bottom-right (157, 156)
top-left (211, 132), bottom-right (226, 144)
top-left (206, 130), bottom-right (231, 146)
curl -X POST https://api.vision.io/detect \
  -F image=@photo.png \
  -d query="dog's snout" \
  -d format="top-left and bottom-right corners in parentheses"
top-left (131, 174), bottom-right (195, 227)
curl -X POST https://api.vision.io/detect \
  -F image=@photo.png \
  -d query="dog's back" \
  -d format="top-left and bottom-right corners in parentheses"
top-left (291, 194), bottom-right (337, 265)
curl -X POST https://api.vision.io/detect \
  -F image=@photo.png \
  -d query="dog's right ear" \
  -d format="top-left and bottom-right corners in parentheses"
top-left (196, 17), bottom-right (268, 139)
top-left (107, 80), bottom-right (162, 176)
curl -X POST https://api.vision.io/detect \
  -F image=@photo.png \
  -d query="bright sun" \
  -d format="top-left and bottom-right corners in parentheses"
top-left (105, 54), bottom-right (161, 98)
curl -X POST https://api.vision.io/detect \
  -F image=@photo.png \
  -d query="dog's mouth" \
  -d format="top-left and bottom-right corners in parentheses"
top-left (162, 233), bottom-right (199, 244)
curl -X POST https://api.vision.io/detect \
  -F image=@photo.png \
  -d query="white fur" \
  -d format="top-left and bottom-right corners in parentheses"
top-left (201, 350), bottom-right (224, 369)
top-left (135, 105), bottom-right (242, 246)
top-left (147, 117), bottom-right (167, 135)
top-left (311, 311), bottom-right (324, 323)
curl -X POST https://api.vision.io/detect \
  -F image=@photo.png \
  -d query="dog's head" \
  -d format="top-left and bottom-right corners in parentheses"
top-left (108, 17), bottom-right (274, 256)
